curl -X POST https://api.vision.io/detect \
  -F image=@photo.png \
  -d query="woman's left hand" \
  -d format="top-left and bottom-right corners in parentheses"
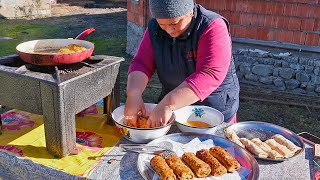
top-left (147, 104), bottom-right (173, 128)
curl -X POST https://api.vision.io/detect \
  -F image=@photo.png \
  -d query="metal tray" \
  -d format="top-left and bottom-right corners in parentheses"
top-left (137, 133), bottom-right (259, 180)
top-left (225, 121), bottom-right (305, 162)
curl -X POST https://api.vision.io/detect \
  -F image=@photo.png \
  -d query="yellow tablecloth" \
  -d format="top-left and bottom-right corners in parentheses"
top-left (0, 105), bottom-right (121, 176)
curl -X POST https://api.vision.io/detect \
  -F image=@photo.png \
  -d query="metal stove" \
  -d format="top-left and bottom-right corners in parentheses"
top-left (0, 54), bottom-right (123, 157)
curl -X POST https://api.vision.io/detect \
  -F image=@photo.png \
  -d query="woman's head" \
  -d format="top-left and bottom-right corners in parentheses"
top-left (149, 0), bottom-right (194, 38)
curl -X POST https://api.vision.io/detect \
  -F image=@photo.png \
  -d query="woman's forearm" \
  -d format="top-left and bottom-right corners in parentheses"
top-left (158, 81), bottom-right (200, 111)
top-left (126, 71), bottom-right (149, 97)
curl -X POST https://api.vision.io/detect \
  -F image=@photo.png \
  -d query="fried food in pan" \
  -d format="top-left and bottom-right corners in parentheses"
top-left (196, 149), bottom-right (227, 176)
top-left (271, 134), bottom-right (302, 153)
top-left (209, 146), bottom-right (240, 173)
top-left (182, 152), bottom-right (211, 178)
top-left (251, 138), bottom-right (283, 159)
top-left (265, 139), bottom-right (294, 158)
top-left (240, 138), bottom-right (268, 158)
top-left (165, 154), bottom-right (194, 180)
top-left (150, 156), bottom-right (176, 180)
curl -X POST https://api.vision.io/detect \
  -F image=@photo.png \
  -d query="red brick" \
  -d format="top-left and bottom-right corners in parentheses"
top-left (267, 29), bottom-right (278, 41)
top-left (233, 25), bottom-right (245, 37)
top-left (135, 15), bottom-right (144, 26)
top-left (314, 20), bottom-right (320, 31)
top-left (257, 27), bottom-right (270, 40)
top-left (236, 0), bottom-right (248, 12)
top-left (220, 11), bottom-right (231, 21)
top-left (283, 3), bottom-right (297, 16)
top-left (276, 16), bottom-right (289, 29)
top-left (240, 13), bottom-right (252, 25)
top-left (304, 33), bottom-right (319, 46)
top-left (245, 27), bottom-right (258, 39)
top-left (226, 0), bottom-right (237, 11)
top-left (273, 3), bottom-right (284, 15)
top-left (277, 30), bottom-right (293, 43)
top-left (265, 2), bottom-right (274, 15)
top-left (288, 17), bottom-right (302, 31)
top-left (308, 6), bottom-right (320, 19)
top-left (127, 0), bottom-right (133, 13)
top-left (251, 1), bottom-right (262, 14)
top-left (296, 4), bottom-right (311, 18)
top-left (264, 15), bottom-right (273, 27)
top-left (211, 0), bottom-right (226, 11)
top-left (127, 12), bottom-right (135, 22)
top-left (259, 1), bottom-right (271, 14)
top-left (301, 19), bottom-right (315, 31)
top-left (292, 31), bottom-right (307, 45)
top-left (229, 12), bottom-right (241, 25)
top-left (230, 25), bottom-right (236, 37)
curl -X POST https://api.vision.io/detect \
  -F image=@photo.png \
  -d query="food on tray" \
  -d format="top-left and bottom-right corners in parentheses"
top-left (184, 121), bottom-right (210, 128)
top-left (224, 128), bottom-right (245, 148)
top-left (151, 155), bottom-right (177, 180)
top-left (58, 44), bottom-right (87, 54)
top-left (182, 152), bottom-right (211, 178)
top-left (251, 138), bottom-right (283, 159)
top-left (265, 139), bottom-right (294, 158)
top-left (165, 154), bottom-right (194, 179)
top-left (240, 138), bottom-right (268, 158)
top-left (209, 146), bottom-right (241, 173)
top-left (271, 134), bottom-right (302, 153)
top-left (196, 149), bottom-right (227, 176)
top-left (224, 127), bottom-right (302, 160)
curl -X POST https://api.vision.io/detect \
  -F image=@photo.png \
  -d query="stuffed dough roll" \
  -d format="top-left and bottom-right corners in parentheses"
top-left (165, 155), bottom-right (194, 180)
top-left (196, 149), bottom-right (227, 176)
top-left (209, 146), bottom-right (241, 173)
top-left (150, 156), bottom-right (176, 180)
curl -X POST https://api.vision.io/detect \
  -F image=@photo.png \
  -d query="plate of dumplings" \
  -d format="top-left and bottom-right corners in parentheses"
top-left (224, 121), bottom-right (304, 161)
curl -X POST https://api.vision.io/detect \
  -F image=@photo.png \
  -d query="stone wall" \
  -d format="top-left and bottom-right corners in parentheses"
top-left (0, 0), bottom-right (51, 19)
top-left (233, 44), bottom-right (320, 96)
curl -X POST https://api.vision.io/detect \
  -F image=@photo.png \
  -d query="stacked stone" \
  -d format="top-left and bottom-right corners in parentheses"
top-left (233, 48), bottom-right (320, 96)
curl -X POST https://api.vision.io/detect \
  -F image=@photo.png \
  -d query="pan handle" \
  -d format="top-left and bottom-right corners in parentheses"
top-left (75, 28), bottom-right (95, 40)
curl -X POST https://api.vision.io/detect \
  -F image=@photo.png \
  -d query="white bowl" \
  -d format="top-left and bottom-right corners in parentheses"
top-left (112, 103), bottom-right (174, 143)
top-left (174, 105), bottom-right (224, 134)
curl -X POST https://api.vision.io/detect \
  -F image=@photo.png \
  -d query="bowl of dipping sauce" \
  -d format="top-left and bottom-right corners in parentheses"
top-left (174, 105), bottom-right (224, 134)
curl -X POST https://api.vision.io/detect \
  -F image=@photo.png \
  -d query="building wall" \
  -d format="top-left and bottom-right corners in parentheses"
top-left (127, 0), bottom-right (320, 49)
top-left (126, 0), bottom-right (320, 98)
top-left (0, 0), bottom-right (51, 19)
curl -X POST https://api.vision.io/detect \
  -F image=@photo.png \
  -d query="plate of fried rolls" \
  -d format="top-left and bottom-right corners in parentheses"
top-left (137, 133), bottom-right (259, 180)
top-left (224, 121), bottom-right (304, 161)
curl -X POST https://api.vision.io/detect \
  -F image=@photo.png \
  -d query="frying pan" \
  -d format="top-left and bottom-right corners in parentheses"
top-left (16, 28), bottom-right (95, 66)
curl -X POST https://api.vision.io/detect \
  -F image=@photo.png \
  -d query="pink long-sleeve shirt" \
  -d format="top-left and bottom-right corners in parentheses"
top-left (128, 18), bottom-right (232, 102)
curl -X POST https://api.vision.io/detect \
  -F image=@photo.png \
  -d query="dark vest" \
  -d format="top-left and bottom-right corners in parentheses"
top-left (147, 4), bottom-right (240, 122)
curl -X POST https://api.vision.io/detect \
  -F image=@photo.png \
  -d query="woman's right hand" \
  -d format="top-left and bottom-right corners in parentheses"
top-left (124, 94), bottom-right (146, 127)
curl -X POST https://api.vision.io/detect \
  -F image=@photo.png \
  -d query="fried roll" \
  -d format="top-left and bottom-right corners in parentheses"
top-left (271, 134), bottom-right (302, 154)
top-left (196, 149), bottom-right (227, 176)
top-left (251, 138), bottom-right (283, 159)
top-left (150, 156), bottom-right (176, 180)
top-left (209, 146), bottom-right (241, 173)
top-left (224, 128), bottom-right (245, 148)
top-left (240, 138), bottom-right (268, 158)
top-left (182, 152), bottom-right (211, 178)
top-left (265, 139), bottom-right (294, 158)
top-left (165, 155), bottom-right (194, 180)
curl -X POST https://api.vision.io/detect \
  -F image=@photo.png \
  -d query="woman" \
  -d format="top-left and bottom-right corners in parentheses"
top-left (125, 0), bottom-right (239, 128)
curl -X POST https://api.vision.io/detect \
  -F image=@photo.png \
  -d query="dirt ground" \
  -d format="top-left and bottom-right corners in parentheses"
top-left (1, 0), bottom-right (319, 136)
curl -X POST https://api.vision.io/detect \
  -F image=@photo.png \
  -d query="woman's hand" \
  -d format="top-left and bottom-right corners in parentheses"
top-left (124, 94), bottom-right (146, 127)
top-left (147, 104), bottom-right (173, 128)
